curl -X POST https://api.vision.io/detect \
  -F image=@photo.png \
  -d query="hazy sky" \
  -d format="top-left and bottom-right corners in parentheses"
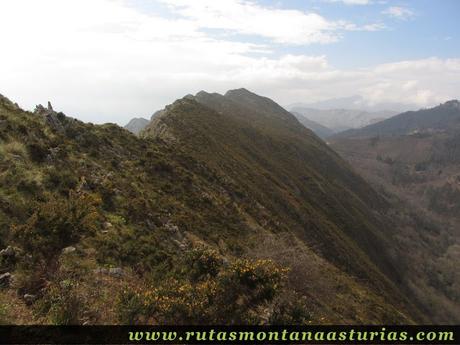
top-left (0, 0), bottom-right (459, 124)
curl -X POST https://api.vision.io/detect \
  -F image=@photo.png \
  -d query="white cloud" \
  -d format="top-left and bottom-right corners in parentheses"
top-left (0, 0), bottom-right (457, 124)
top-left (158, 0), bottom-right (382, 45)
top-left (325, 0), bottom-right (372, 5)
top-left (382, 6), bottom-right (415, 20)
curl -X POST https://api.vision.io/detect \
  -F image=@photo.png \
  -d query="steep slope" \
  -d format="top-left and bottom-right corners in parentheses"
top-left (291, 111), bottom-right (336, 138)
top-left (143, 89), bottom-right (431, 322)
top-left (124, 117), bottom-right (149, 135)
top-left (330, 100), bottom-right (460, 322)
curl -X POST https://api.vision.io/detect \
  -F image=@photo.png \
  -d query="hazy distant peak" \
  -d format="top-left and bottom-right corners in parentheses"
top-left (195, 90), bottom-right (223, 99)
top-left (289, 95), bottom-right (414, 113)
top-left (440, 99), bottom-right (460, 109)
top-left (195, 90), bottom-right (211, 98)
top-left (124, 117), bottom-right (149, 135)
top-left (291, 111), bottom-right (335, 139)
top-left (224, 88), bottom-right (254, 97)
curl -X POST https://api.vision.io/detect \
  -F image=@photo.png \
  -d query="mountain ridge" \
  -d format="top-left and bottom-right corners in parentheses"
top-left (3, 89), bottom-right (457, 324)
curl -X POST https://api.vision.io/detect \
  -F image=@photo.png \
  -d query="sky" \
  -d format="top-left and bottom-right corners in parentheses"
top-left (0, 0), bottom-right (459, 124)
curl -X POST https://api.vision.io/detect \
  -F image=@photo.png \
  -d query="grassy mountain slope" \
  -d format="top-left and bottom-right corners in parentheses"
top-left (143, 89), bottom-right (429, 320)
top-left (0, 90), bottom-right (423, 325)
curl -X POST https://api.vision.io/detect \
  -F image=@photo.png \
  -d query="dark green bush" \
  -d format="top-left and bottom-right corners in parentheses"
top-left (12, 191), bottom-right (102, 268)
top-left (27, 142), bottom-right (48, 163)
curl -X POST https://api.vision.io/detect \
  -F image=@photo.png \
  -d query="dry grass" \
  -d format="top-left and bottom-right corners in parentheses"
top-left (0, 290), bottom-right (37, 325)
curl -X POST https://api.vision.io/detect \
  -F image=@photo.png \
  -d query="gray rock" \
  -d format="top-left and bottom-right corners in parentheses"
top-left (45, 113), bottom-right (65, 133)
top-left (0, 246), bottom-right (15, 258)
top-left (62, 246), bottom-right (76, 255)
top-left (93, 267), bottom-right (124, 277)
top-left (23, 294), bottom-right (37, 304)
top-left (0, 272), bottom-right (11, 287)
top-left (164, 221), bottom-right (179, 233)
top-left (93, 268), bottom-right (108, 274)
top-left (103, 222), bottom-right (113, 230)
top-left (34, 104), bottom-right (47, 115)
top-left (108, 267), bottom-right (123, 278)
top-left (33, 103), bottom-right (65, 133)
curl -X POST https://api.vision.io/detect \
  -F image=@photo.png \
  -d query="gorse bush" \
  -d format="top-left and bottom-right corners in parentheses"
top-left (186, 247), bottom-right (223, 280)
top-left (269, 294), bottom-right (312, 324)
top-left (12, 190), bottom-right (102, 269)
top-left (116, 252), bottom-right (287, 324)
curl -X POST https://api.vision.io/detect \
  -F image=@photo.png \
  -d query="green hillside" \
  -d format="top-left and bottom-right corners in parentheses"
top-left (0, 90), bottom-right (425, 325)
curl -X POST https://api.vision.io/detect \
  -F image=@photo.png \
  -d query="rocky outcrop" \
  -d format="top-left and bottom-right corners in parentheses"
top-left (34, 102), bottom-right (65, 133)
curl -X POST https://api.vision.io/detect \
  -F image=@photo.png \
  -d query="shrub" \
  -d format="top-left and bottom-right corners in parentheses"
top-left (115, 255), bottom-right (287, 324)
top-left (270, 294), bottom-right (312, 324)
top-left (45, 168), bottom-right (79, 193)
top-left (214, 258), bottom-right (287, 323)
top-left (16, 170), bottom-right (43, 195)
top-left (186, 247), bottom-right (223, 280)
top-left (116, 289), bottom-right (145, 324)
top-left (27, 141), bottom-right (49, 163)
top-left (12, 191), bottom-right (102, 269)
top-left (39, 279), bottom-right (83, 325)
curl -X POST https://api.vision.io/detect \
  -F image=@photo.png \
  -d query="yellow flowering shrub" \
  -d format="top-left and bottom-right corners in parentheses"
top-left (116, 252), bottom-right (288, 324)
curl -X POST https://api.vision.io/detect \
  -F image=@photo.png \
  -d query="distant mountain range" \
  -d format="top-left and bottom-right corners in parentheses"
top-left (289, 107), bottom-right (398, 134)
top-left (287, 95), bottom-right (415, 136)
top-left (288, 95), bottom-right (415, 113)
top-left (333, 100), bottom-right (460, 139)
top-left (290, 111), bottom-right (335, 139)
